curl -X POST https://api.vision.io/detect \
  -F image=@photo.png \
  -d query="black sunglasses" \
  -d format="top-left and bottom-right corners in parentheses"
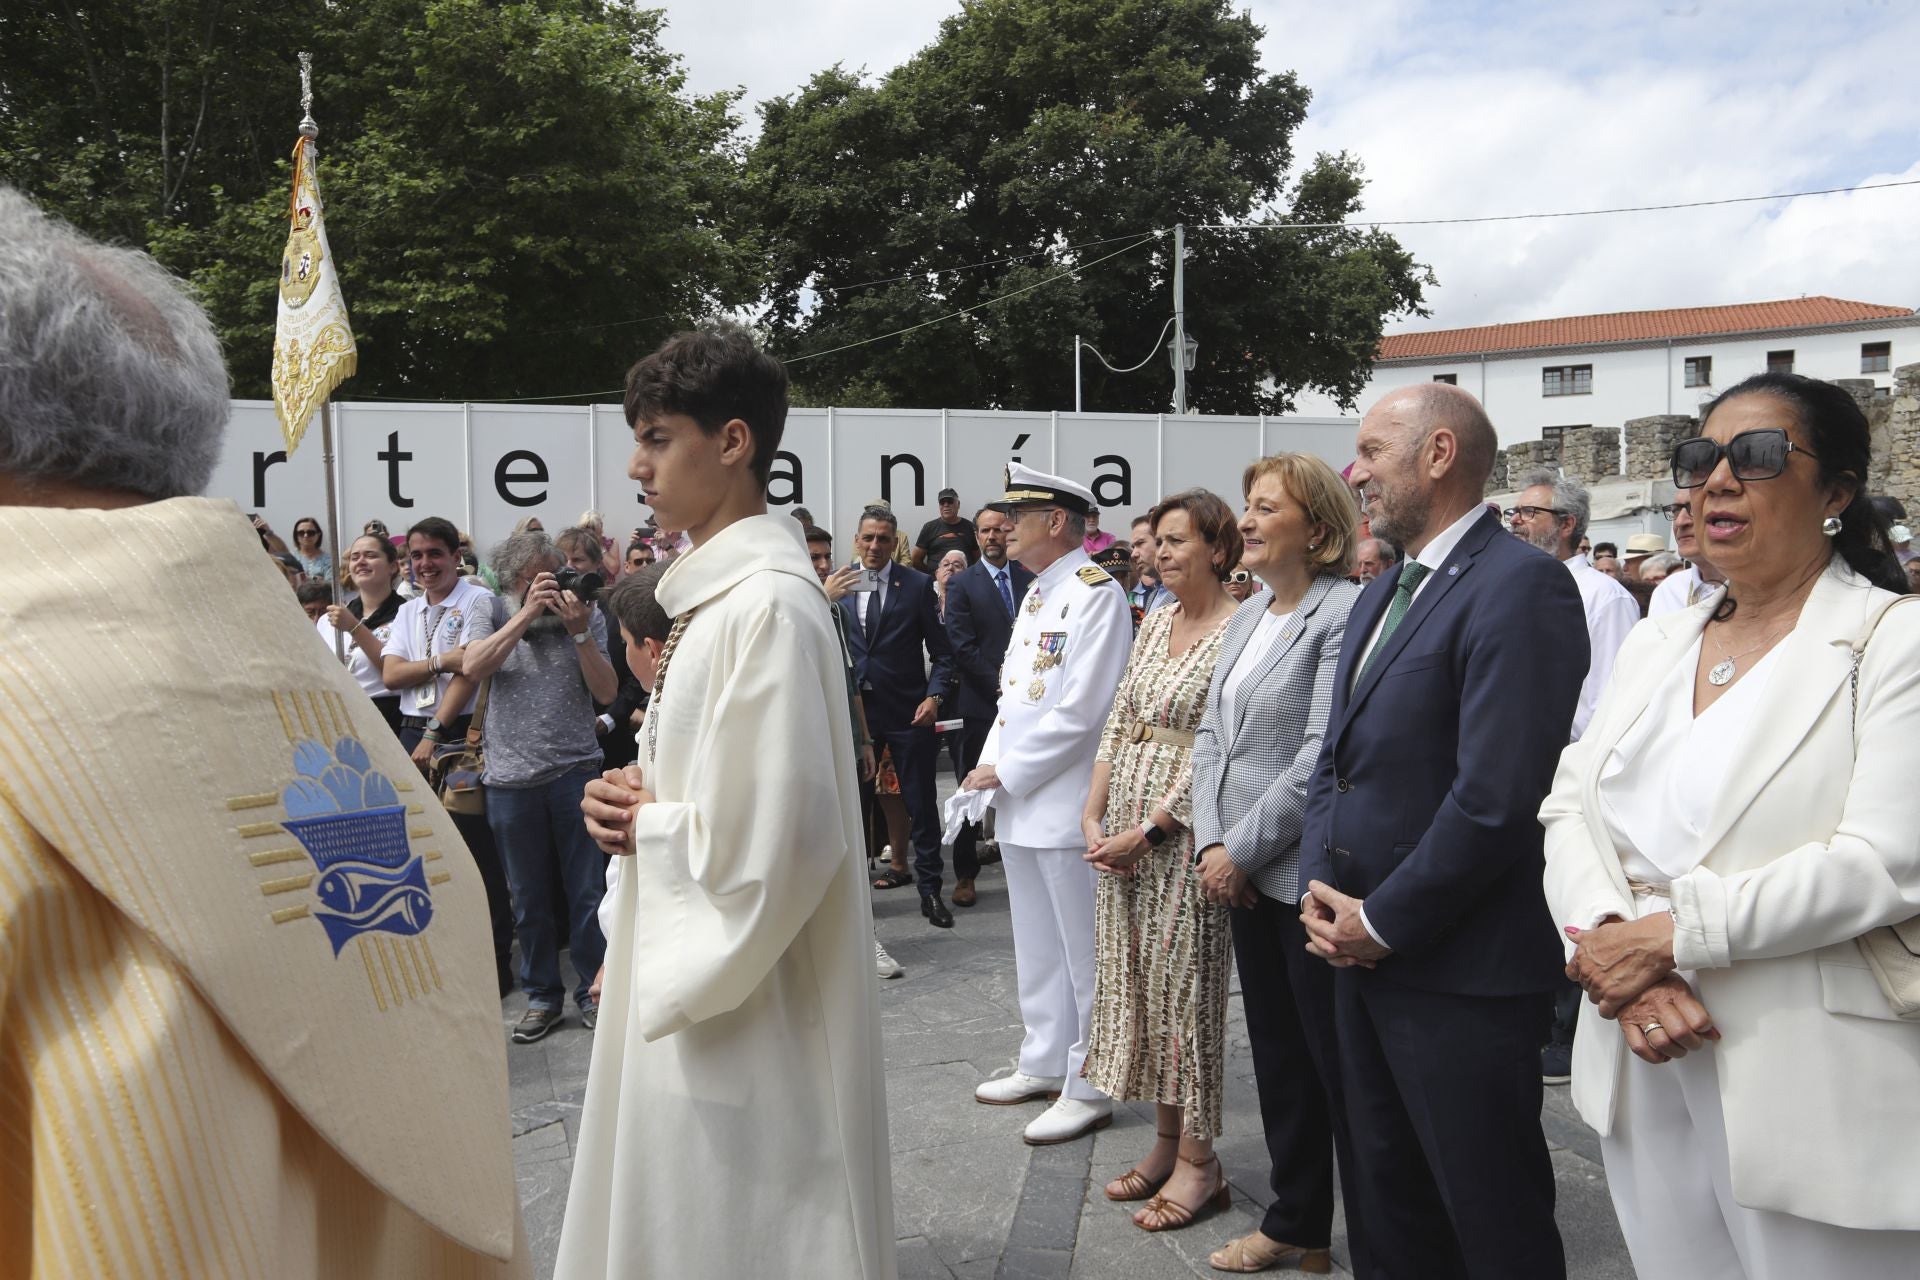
top-left (1670, 428), bottom-right (1818, 489)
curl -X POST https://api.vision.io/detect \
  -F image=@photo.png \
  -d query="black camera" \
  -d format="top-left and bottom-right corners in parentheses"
top-left (553, 567), bottom-right (604, 599)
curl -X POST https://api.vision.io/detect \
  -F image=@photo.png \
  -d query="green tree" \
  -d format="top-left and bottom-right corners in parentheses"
top-left (2, 1), bottom-right (753, 400)
top-left (748, 0), bottom-right (1432, 413)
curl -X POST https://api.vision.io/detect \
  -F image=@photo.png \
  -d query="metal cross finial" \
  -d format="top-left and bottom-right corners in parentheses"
top-left (298, 51), bottom-right (319, 139)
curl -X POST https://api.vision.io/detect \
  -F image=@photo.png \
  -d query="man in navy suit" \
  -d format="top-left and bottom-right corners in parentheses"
top-left (941, 507), bottom-right (1034, 907)
top-left (1299, 383), bottom-right (1587, 1280)
top-left (842, 505), bottom-right (959, 928)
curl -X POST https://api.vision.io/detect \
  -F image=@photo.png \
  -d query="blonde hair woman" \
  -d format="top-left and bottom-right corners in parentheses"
top-left (1192, 453), bottom-right (1363, 1275)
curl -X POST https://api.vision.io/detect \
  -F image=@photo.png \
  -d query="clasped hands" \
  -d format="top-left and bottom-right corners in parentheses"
top-left (582, 763), bottom-right (657, 858)
top-left (1565, 913), bottom-right (1720, 1065)
top-left (1300, 881), bottom-right (1389, 968)
top-left (1080, 813), bottom-right (1146, 876)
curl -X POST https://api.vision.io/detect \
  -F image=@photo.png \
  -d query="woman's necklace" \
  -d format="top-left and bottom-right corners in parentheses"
top-left (1705, 619), bottom-right (1791, 686)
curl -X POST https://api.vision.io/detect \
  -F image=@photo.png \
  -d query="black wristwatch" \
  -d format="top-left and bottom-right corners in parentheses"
top-left (1139, 821), bottom-right (1168, 848)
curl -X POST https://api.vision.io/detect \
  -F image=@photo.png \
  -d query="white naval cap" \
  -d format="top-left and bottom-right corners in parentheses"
top-left (983, 462), bottom-right (1096, 517)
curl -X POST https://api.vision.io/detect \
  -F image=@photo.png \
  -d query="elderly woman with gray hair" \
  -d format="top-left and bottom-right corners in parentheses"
top-left (459, 529), bottom-right (618, 1043)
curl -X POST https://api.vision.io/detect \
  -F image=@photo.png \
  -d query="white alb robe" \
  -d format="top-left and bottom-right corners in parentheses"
top-left (555, 513), bottom-right (895, 1279)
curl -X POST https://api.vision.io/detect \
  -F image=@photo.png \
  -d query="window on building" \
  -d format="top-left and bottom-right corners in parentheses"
top-left (1540, 425), bottom-right (1565, 446)
top-left (1684, 356), bottom-right (1712, 388)
top-left (1542, 364), bottom-right (1593, 397)
top-left (1432, 374), bottom-right (1457, 385)
top-left (1875, 386), bottom-right (1893, 400)
top-left (1767, 349), bottom-right (1795, 375)
top-left (1863, 341), bottom-right (1892, 374)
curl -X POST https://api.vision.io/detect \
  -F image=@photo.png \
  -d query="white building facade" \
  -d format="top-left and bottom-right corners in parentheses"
top-left (1295, 297), bottom-right (1919, 447)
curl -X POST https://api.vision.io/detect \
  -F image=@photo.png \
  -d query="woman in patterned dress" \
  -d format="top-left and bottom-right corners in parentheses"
top-left (1080, 488), bottom-right (1244, 1232)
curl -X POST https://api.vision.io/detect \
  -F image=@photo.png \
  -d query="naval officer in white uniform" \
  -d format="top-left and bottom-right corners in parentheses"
top-left (963, 464), bottom-right (1133, 1144)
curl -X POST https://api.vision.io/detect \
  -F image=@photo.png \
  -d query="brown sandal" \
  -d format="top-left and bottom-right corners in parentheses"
top-left (1103, 1129), bottom-right (1179, 1202)
top-left (1207, 1230), bottom-right (1333, 1274)
top-left (1133, 1151), bottom-right (1230, 1232)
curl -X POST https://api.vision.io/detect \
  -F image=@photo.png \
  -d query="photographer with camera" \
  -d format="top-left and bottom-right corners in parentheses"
top-left (558, 524), bottom-right (644, 770)
top-left (460, 529), bottom-right (616, 1042)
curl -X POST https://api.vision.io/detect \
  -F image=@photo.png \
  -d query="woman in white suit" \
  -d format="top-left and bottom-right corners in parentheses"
top-left (1542, 372), bottom-right (1920, 1279)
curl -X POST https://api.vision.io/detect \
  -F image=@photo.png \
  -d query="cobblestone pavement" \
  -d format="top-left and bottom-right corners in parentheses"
top-left (507, 844), bottom-right (1634, 1279)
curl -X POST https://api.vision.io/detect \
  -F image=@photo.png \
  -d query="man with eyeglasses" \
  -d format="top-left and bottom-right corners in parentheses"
top-left (1648, 500), bottom-right (1726, 616)
top-left (1506, 469), bottom-right (1640, 744)
top-left (1507, 468), bottom-right (1639, 1089)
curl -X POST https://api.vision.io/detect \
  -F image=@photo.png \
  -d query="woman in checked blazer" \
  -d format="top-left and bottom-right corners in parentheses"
top-left (1190, 453), bottom-right (1363, 1275)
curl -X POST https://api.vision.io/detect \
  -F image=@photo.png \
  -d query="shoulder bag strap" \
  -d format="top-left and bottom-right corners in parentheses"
top-left (1851, 594), bottom-right (1919, 736)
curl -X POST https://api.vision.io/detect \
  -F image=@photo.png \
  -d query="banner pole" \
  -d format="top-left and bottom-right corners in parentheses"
top-left (321, 399), bottom-right (346, 660)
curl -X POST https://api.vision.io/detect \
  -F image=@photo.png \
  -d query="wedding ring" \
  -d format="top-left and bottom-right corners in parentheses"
top-left (1641, 1022), bottom-right (1665, 1037)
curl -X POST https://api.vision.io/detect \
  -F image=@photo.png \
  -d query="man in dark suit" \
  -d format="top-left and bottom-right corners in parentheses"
top-left (1299, 383), bottom-right (1587, 1280)
top-left (842, 505), bottom-right (959, 928)
top-left (941, 506), bottom-right (1034, 907)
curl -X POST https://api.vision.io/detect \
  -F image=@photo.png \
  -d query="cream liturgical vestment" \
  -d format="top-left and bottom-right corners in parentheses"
top-left (0, 499), bottom-right (528, 1280)
top-left (556, 514), bottom-right (896, 1280)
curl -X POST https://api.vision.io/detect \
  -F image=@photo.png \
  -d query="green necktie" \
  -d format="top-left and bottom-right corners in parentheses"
top-left (1358, 560), bottom-right (1432, 683)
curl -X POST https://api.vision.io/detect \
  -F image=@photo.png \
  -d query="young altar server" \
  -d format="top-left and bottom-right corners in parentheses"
top-left (561, 326), bottom-right (895, 1279)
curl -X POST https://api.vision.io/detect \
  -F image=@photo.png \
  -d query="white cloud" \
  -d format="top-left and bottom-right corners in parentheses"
top-left (658, 0), bottom-right (1920, 329)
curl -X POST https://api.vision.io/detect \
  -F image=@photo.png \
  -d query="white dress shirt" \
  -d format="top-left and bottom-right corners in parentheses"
top-left (1333, 503), bottom-right (1488, 948)
top-left (1350, 503), bottom-right (1488, 682)
top-left (1219, 608), bottom-right (1294, 747)
top-left (855, 568), bottom-right (888, 630)
top-left (1582, 638), bottom-right (1780, 932)
top-left (1565, 555), bottom-right (1642, 742)
top-left (1648, 565), bottom-right (1722, 617)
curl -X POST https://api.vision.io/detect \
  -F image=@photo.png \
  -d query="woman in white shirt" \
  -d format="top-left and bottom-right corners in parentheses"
top-left (316, 533), bottom-right (405, 735)
top-left (1186, 453), bottom-right (1362, 1275)
top-left (1544, 373), bottom-right (1920, 1279)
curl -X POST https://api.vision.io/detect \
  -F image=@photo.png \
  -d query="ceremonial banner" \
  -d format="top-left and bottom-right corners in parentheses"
top-left (271, 131), bottom-right (356, 455)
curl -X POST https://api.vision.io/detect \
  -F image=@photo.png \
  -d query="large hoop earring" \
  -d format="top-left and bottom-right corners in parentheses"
top-left (1822, 516), bottom-right (1842, 538)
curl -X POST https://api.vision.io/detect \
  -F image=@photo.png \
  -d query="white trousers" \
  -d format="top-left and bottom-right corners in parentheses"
top-left (1603, 1037), bottom-right (1919, 1279)
top-left (1000, 842), bottom-right (1105, 1102)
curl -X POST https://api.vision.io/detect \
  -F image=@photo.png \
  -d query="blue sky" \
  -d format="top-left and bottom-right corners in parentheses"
top-left (660, 0), bottom-right (1920, 331)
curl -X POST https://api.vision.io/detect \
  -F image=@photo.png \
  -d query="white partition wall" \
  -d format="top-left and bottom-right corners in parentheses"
top-left (214, 400), bottom-right (1359, 554)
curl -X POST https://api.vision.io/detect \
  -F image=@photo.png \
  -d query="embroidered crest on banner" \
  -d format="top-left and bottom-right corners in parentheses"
top-left (234, 690), bottom-right (447, 1012)
top-left (281, 736), bottom-right (436, 955)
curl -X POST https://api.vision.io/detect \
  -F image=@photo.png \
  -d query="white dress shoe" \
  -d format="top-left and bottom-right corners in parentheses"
top-left (1023, 1097), bottom-right (1113, 1146)
top-left (974, 1071), bottom-right (1065, 1106)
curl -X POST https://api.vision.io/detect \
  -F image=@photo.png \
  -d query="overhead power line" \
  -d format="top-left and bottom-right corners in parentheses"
top-left (348, 176), bottom-right (1918, 402)
top-left (783, 233), bottom-right (1161, 364)
top-left (1196, 176), bottom-right (1920, 233)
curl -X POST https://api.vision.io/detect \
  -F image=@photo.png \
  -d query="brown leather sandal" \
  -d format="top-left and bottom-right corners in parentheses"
top-left (1103, 1129), bottom-right (1179, 1201)
top-left (1133, 1151), bottom-right (1230, 1232)
top-left (1207, 1230), bottom-right (1333, 1274)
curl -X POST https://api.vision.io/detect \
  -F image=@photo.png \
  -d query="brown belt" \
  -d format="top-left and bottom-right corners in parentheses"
top-left (1127, 722), bottom-right (1195, 748)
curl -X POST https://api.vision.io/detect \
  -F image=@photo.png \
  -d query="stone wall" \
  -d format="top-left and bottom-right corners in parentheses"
top-left (1622, 414), bottom-right (1696, 482)
top-left (1483, 368), bottom-right (1920, 506)
top-left (1880, 363), bottom-right (1920, 515)
top-left (1557, 426), bottom-right (1622, 486)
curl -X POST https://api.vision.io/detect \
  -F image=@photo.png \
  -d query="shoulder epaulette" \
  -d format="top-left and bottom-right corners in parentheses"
top-left (1076, 564), bottom-right (1113, 586)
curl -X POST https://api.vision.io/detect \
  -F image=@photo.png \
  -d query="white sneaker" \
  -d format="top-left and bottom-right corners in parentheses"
top-left (974, 1071), bottom-right (1065, 1106)
top-left (874, 939), bottom-right (903, 980)
top-left (1022, 1097), bottom-right (1113, 1146)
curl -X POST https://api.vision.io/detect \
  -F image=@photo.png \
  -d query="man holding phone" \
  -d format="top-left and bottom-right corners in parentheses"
top-left (841, 504), bottom-right (958, 929)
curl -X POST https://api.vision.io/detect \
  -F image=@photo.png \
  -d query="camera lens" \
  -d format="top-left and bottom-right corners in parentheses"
top-left (554, 568), bottom-right (603, 599)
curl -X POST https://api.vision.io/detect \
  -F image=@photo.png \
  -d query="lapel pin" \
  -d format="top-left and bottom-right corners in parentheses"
top-left (1447, 565), bottom-right (1459, 576)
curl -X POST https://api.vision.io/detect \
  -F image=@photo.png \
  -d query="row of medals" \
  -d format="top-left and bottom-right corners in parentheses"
top-left (1025, 589), bottom-right (1061, 701)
